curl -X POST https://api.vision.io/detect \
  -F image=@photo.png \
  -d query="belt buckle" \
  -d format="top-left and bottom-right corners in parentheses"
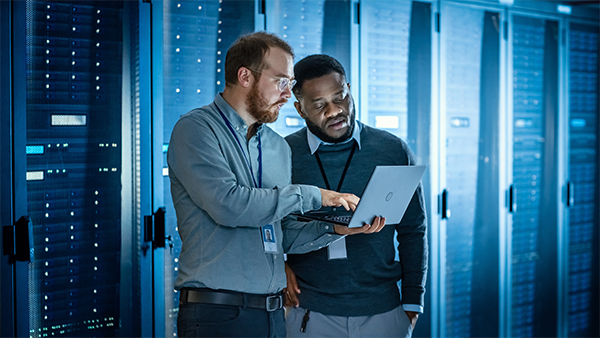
top-left (265, 294), bottom-right (282, 312)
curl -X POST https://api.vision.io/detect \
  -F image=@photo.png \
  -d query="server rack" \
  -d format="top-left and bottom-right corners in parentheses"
top-left (22, 1), bottom-right (125, 336)
top-left (566, 18), bottom-right (599, 338)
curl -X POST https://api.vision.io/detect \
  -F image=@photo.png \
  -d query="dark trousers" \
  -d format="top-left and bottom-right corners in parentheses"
top-left (177, 302), bottom-right (286, 338)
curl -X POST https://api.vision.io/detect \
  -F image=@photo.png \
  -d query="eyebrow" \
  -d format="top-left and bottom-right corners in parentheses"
top-left (310, 88), bottom-right (346, 103)
top-left (268, 69), bottom-right (293, 80)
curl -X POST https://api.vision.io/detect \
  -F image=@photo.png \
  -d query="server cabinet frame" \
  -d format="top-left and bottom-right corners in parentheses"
top-left (0, 1), bottom-right (29, 336)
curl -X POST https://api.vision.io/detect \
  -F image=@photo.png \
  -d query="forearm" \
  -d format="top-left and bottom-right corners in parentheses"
top-left (282, 216), bottom-right (343, 254)
top-left (205, 184), bottom-right (321, 228)
top-left (398, 231), bottom-right (427, 306)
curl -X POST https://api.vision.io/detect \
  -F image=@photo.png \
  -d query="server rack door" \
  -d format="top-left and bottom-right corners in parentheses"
top-left (566, 21), bottom-right (599, 338)
top-left (1, 1), bottom-right (29, 336)
top-left (438, 3), bottom-right (502, 337)
top-left (158, 1), bottom-right (256, 336)
top-left (508, 12), bottom-right (561, 338)
top-left (12, 1), bottom-right (132, 337)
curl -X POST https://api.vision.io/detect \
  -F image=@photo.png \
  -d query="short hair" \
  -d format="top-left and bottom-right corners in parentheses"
top-left (224, 32), bottom-right (294, 87)
top-left (292, 54), bottom-right (346, 98)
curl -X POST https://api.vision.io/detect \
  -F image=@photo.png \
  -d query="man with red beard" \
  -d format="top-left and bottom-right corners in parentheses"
top-left (284, 54), bottom-right (427, 337)
top-left (167, 33), bottom-right (385, 338)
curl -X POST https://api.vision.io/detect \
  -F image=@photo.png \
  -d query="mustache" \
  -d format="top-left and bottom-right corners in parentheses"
top-left (273, 99), bottom-right (287, 106)
top-left (326, 111), bottom-right (348, 124)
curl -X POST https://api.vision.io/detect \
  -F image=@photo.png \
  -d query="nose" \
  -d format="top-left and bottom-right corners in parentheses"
top-left (281, 85), bottom-right (292, 99)
top-left (324, 103), bottom-right (341, 118)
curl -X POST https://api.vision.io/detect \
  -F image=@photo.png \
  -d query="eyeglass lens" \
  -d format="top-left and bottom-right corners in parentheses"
top-left (277, 78), bottom-right (297, 91)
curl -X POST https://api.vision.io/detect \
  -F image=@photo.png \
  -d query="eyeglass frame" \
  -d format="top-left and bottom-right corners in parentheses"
top-left (247, 68), bottom-right (297, 92)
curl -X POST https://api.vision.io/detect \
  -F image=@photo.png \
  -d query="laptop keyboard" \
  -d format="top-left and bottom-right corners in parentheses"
top-left (322, 215), bottom-right (352, 224)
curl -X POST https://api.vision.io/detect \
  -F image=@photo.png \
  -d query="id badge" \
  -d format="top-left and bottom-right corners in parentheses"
top-left (261, 224), bottom-right (278, 254)
top-left (327, 237), bottom-right (348, 260)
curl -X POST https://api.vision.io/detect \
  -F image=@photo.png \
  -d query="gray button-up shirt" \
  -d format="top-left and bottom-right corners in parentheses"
top-left (168, 94), bottom-right (341, 294)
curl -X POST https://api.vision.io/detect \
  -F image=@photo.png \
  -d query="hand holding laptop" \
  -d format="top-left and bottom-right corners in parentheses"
top-left (334, 216), bottom-right (386, 235)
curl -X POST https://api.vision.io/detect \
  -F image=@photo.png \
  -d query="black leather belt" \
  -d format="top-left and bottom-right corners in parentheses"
top-left (179, 288), bottom-right (283, 312)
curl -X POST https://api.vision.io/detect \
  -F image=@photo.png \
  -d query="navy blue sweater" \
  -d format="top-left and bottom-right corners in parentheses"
top-left (285, 122), bottom-right (428, 316)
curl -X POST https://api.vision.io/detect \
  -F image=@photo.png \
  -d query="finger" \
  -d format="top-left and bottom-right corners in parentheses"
top-left (363, 222), bottom-right (378, 234)
top-left (338, 197), bottom-right (350, 211)
top-left (285, 288), bottom-right (300, 307)
top-left (374, 217), bottom-right (386, 232)
top-left (367, 217), bottom-right (384, 233)
top-left (345, 194), bottom-right (360, 210)
top-left (359, 217), bottom-right (378, 234)
top-left (289, 274), bottom-right (300, 294)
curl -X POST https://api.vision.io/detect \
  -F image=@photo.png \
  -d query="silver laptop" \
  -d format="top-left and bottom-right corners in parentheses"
top-left (293, 165), bottom-right (426, 228)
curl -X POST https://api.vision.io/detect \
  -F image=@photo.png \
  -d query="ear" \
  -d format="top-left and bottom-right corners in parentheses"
top-left (237, 67), bottom-right (253, 88)
top-left (347, 82), bottom-right (352, 91)
top-left (294, 101), bottom-right (306, 119)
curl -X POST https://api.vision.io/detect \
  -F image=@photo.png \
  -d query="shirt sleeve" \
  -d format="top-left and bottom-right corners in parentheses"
top-left (281, 214), bottom-right (344, 254)
top-left (167, 114), bottom-right (322, 228)
top-left (402, 304), bottom-right (424, 314)
top-left (396, 142), bottom-right (428, 309)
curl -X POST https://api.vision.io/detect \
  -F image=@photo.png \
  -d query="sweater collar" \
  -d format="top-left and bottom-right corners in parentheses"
top-left (307, 120), bottom-right (362, 154)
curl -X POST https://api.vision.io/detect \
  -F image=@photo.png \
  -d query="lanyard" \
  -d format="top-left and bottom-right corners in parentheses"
top-left (314, 142), bottom-right (356, 192)
top-left (215, 104), bottom-right (262, 188)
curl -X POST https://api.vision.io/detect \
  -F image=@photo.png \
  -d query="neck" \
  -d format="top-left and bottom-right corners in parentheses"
top-left (221, 86), bottom-right (257, 128)
top-left (221, 87), bottom-right (259, 140)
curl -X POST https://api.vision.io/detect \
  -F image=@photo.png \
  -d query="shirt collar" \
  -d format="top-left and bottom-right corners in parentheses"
top-left (307, 119), bottom-right (362, 154)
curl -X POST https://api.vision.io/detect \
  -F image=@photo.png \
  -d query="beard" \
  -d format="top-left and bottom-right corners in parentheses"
top-left (306, 96), bottom-right (356, 144)
top-left (246, 82), bottom-right (284, 124)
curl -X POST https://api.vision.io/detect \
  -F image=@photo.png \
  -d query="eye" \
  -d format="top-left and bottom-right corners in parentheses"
top-left (276, 78), bottom-right (287, 90)
top-left (333, 93), bottom-right (347, 103)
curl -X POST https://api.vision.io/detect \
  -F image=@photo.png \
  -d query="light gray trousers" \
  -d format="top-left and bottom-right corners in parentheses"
top-left (285, 305), bottom-right (413, 338)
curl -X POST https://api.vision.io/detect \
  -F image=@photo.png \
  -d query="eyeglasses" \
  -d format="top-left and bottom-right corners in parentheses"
top-left (248, 68), bottom-right (297, 91)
